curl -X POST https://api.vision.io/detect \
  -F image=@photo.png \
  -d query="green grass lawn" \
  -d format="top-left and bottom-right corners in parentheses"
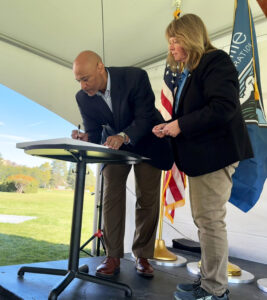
top-left (0, 189), bottom-right (95, 266)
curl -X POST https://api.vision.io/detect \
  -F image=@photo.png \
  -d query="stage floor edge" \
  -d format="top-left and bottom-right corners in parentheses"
top-left (0, 249), bottom-right (267, 300)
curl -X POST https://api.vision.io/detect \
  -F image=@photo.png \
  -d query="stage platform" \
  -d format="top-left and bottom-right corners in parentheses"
top-left (0, 248), bottom-right (267, 300)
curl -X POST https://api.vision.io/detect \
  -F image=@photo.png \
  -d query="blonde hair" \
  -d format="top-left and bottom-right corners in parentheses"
top-left (166, 14), bottom-right (216, 72)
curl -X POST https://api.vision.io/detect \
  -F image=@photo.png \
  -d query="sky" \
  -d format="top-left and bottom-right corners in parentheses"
top-left (0, 83), bottom-right (78, 167)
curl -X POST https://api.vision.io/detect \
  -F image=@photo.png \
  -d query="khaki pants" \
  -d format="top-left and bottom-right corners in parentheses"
top-left (102, 162), bottom-right (161, 258)
top-left (188, 162), bottom-right (239, 296)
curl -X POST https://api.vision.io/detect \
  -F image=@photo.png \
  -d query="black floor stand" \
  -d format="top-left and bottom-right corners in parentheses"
top-left (80, 172), bottom-right (106, 257)
top-left (17, 160), bottom-right (132, 299)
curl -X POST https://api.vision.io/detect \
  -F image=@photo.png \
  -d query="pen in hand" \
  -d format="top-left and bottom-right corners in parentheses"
top-left (77, 124), bottom-right (81, 140)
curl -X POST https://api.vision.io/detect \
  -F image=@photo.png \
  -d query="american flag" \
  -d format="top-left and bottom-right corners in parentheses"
top-left (161, 64), bottom-right (186, 223)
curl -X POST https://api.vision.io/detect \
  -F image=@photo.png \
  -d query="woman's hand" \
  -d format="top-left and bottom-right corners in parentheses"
top-left (152, 123), bottom-right (167, 138)
top-left (162, 120), bottom-right (181, 137)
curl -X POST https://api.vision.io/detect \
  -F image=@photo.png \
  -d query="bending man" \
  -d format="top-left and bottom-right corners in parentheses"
top-left (72, 50), bottom-right (173, 278)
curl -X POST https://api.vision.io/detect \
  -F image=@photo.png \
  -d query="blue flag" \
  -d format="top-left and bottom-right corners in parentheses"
top-left (229, 0), bottom-right (267, 212)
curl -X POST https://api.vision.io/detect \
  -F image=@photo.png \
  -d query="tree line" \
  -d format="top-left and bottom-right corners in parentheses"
top-left (0, 153), bottom-right (96, 193)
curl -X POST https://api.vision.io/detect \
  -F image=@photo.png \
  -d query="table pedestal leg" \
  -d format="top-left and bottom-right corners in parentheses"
top-left (17, 159), bottom-right (132, 299)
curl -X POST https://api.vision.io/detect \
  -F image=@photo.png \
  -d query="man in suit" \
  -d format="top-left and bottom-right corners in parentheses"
top-left (72, 51), bottom-right (173, 278)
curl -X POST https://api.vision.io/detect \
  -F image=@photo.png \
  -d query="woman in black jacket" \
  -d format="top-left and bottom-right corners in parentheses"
top-left (153, 14), bottom-right (253, 300)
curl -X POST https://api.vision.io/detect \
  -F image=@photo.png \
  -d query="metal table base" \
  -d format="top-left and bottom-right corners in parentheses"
top-left (18, 160), bottom-right (132, 299)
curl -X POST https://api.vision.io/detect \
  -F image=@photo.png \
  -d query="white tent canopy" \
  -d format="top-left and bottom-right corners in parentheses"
top-left (0, 0), bottom-right (265, 127)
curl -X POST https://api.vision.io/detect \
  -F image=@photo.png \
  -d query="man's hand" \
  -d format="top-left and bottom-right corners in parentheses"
top-left (104, 135), bottom-right (124, 150)
top-left (71, 130), bottom-right (88, 141)
top-left (152, 123), bottom-right (167, 138)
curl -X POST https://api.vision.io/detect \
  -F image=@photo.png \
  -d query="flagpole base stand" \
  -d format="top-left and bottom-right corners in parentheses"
top-left (186, 262), bottom-right (200, 275)
top-left (187, 262), bottom-right (255, 283)
top-left (154, 239), bottom-right (178, 261)
top-left (150, 239), bottom-right (187, 267)
top-left (257, 278), bottom-right (267, 293)
top-left (150, 255), bottom-right (187, 267)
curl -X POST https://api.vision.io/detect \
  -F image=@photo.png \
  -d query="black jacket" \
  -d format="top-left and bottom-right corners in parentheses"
top-left (171, 49), bottom-right (253, 176)
top-left (76, 66), bottom-right (174, 170)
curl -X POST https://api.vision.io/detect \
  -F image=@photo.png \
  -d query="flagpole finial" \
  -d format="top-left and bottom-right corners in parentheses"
top-left (173, 0), bottom-right (182, 19)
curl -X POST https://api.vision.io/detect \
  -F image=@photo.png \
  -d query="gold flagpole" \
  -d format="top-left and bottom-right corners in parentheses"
top-left (153, 0), bottom-right (182, 262)
top-left (154, 171), bottom-right (177, 260)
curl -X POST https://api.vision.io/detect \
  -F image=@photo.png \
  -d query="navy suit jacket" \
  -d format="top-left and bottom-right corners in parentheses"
top-left (75, 67), bottom-right (174, 170)
top-left (171, 50), bottom-right (253, 176)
